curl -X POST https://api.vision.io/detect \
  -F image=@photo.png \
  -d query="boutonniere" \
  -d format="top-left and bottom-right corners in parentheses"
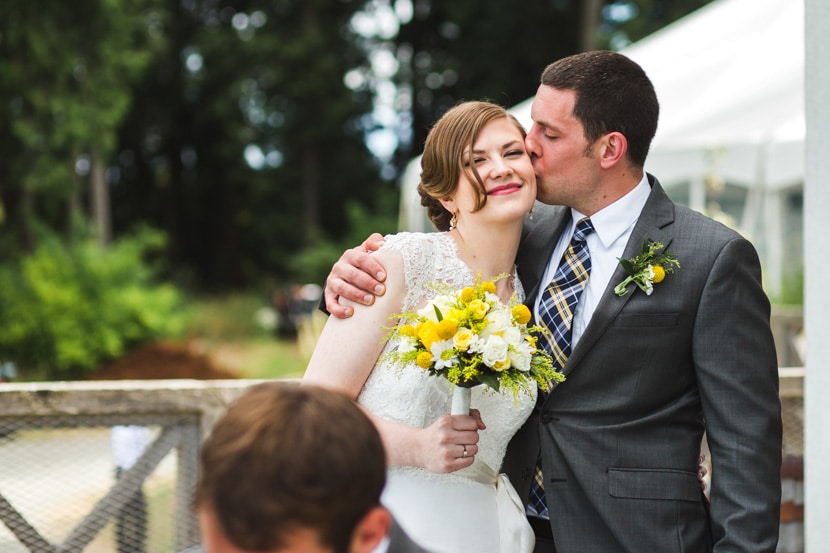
top-left (614, 239), bottom-right (680, 297)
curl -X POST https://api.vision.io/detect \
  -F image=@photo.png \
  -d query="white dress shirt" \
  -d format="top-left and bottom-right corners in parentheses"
top-left (533, 175), bottom-right (651, 348)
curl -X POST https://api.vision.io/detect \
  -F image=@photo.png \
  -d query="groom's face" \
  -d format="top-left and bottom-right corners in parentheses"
top-left (525, 85), bottom-right (602, 213)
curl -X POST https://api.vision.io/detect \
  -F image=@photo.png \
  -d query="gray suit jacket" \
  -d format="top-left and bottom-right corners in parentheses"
top-left (387, 517), bottom-right (434, 553)
top-left (502, 175), bottom-right (782, 553)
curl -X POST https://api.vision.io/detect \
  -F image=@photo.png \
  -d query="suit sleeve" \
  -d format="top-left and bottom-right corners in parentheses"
top-left (692, 236), bottom-right (782, 552)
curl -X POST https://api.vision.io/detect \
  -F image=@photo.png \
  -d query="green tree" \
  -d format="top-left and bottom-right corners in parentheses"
top-left (353, 0), bottom-right (715, 175)
top-left (389, 0), bottom-right (582, 167)
top-left (0, 0), bottom-right (157, 253)
top-left (111, 0), bottom-right (386, 288)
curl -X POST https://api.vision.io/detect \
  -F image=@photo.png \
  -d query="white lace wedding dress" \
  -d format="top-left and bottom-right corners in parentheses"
top-left (357, 232), bottom-right (536, 553)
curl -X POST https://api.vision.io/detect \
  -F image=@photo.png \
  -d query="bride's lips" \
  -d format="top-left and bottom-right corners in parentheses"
top-left (487, 183), bottom-right (523, 196)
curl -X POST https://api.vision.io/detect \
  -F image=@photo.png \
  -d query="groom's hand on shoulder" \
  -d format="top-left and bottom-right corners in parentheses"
top-left (324, 233), bottom-right (388, 318)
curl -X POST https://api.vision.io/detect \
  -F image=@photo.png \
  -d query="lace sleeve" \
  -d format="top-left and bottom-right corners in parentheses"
top-left (380, 232), bottom-right (525, 311)
top-left (380, 232), bottom-right (440, 312)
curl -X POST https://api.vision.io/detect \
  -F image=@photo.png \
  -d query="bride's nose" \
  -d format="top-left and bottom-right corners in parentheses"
top-left (488, 158), bottom-right (513, 179)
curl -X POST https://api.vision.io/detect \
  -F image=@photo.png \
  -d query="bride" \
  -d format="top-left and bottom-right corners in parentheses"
top-left (302, 101), bottom-right (538, 553)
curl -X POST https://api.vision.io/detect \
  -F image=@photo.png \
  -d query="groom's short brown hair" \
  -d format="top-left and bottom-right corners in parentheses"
top-left (195, 382), bottom-right (386, 552)
top-left (541, 50), bottom-right (659, 168)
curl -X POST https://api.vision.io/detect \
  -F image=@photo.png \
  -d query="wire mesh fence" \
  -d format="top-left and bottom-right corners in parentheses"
top-left (0, 424), bottom-right (176, 553)
top-left (0, 374), bottom-right (805, 553)
top-left (0, 380), bottom-right (257, 553)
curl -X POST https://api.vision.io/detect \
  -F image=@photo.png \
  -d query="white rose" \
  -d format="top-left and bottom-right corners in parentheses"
top-left (501, 327), bottom-right (523, 347)
top-left (418, 294), bottom-right (456, 322)
top-left (509, 342), bottom-right (532, 372)
top-left (482, 336), bottom-right (509, 369)
top-left (482, 308), bottom-right (512, 338)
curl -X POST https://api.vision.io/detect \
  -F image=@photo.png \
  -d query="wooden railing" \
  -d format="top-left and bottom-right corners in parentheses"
top-left (0, 372), bottom-right (804, 553)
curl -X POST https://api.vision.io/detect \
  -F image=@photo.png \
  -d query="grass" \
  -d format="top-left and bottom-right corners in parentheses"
top-left (180, 292), bottom-right (324, 380)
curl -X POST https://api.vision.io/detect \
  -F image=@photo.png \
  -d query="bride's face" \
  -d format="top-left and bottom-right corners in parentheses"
top-left (445, 117), bottom-right (536, 227)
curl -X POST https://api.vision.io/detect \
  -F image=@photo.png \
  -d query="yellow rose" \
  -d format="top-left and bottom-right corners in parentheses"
top-left (417, 321), bottom-right (439, 349)
top-left (453, 328), bottom-right (474, 351)
top-left (468, 299), bottom-right (489, 320)
top-left (416, 351), bottom-right (433, 369)
top-left (511, 304), bottom-right (531, 325)
top-left (437, 319), bottom-right (458, 340)
top-left (460, 287), bottom-right (475, 302)
top-left (652, 265), bottom-right (666, 283)
top-left (493, 358), bottom-right (511, 371)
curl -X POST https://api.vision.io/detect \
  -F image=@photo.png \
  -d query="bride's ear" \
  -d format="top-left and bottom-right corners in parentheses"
top-left (439, 197), bottom-right (456, 215)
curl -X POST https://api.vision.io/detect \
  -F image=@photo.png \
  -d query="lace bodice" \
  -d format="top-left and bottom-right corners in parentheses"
top-left (357, 232), bottom-right (536, 482)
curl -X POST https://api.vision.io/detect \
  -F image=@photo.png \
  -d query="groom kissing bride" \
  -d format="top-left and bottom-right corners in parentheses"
top-left (318, 51), bottom-right (782, 553)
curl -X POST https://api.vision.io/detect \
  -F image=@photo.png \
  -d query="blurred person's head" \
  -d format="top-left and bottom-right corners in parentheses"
top-left (418, 101), bottom-right (533, 231)
top-left (195, 382), bottom-right (389, 553)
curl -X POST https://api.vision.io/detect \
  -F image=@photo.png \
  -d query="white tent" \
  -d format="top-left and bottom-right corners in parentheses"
top-left (399, 0), bottom-right (804, 296)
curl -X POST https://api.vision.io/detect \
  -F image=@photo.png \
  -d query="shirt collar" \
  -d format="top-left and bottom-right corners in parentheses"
top-left (569, 174), bottom-right (651, 249)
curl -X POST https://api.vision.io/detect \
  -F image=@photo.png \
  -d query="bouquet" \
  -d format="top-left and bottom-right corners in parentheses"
top-left (384, 275), bottom-right (565, 414)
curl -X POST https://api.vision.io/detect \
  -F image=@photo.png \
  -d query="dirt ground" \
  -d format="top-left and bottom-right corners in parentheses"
top-left (88, 341), bottom-right (240, 381)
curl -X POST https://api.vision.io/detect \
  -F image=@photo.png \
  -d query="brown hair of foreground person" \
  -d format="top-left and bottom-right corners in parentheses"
top-left (195, 382), bottom-right (388, 553)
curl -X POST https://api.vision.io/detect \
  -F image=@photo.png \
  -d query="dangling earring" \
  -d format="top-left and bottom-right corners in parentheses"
top-left (449, 210), bottom-right (458, 230)
top-left (528, 206), bottom-right (534, 221)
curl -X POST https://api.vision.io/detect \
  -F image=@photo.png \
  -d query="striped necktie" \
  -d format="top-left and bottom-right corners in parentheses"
top-left (529, 217), bottom-right (594, 518)
top-left (537, 217), bottom-right (595, 369)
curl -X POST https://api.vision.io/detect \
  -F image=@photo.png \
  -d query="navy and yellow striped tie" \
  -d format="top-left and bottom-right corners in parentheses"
top-left (538, 217), bottom-right (595, 370)
top-left (529, 217), bottom-right (594, 518)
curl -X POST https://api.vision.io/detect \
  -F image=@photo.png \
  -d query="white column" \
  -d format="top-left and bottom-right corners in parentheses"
top-left (688, 175), bottom-right (706, 214)
top-left (804, 0), bottom-right (830, 550)
top-left (763, 189), bottom-right (783, 300)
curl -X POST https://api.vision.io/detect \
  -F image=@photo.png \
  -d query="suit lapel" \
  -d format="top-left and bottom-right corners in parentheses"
top-left (564, 176), bottom-right (676, 373)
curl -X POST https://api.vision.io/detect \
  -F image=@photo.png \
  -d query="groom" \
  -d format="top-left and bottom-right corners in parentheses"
top-left (324, 51), bottom-right (782, 553)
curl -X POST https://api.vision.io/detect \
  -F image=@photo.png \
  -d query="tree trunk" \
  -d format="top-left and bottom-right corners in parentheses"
top-left (580, 0), bottom-right (603, 52)
top-left (90, 149), bottom-right (111, 247)
top-left (302, 146), bottom-right (320, 247)
top-left (21, 187), bottom-right (35, 254)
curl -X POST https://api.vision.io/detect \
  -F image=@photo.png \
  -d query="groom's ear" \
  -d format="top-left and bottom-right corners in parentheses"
top-left (597, 131), bottom-right (628, 169)
top-left (348, 506), bottom-right (391, 553)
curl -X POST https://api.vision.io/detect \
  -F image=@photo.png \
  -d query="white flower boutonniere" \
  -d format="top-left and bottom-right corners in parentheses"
top-left (614, 239), bottom-right (680, 297)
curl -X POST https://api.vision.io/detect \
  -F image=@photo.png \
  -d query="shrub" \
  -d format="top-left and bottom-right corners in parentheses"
top-left (0, 227), bottom-right (185, 379)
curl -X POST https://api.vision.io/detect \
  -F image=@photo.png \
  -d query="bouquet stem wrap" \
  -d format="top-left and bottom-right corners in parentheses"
top-left (451, 385), bottom-right (472, 415)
